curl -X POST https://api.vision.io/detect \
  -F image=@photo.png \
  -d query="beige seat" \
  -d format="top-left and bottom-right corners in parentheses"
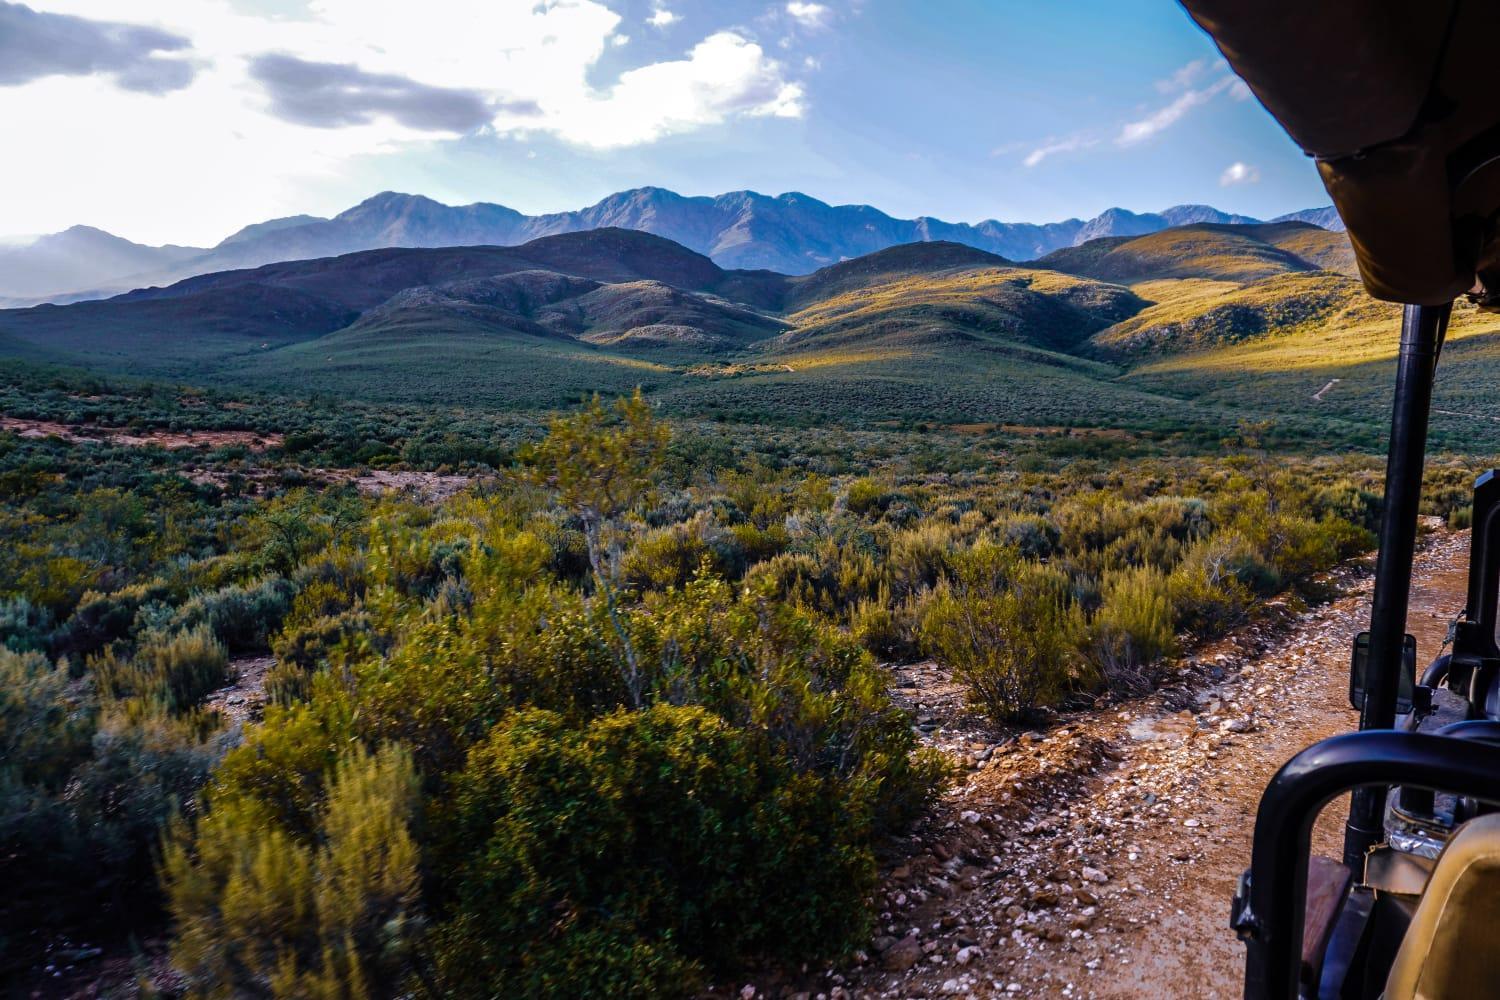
top-left (1385, 813), bottom-right (1500, 999)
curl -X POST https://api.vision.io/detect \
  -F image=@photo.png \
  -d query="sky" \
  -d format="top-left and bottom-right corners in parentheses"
top-left (0, 0), bottom-right (1332, 246)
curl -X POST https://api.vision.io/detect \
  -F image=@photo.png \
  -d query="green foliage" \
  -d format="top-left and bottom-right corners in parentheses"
top-left (1089, 565), bottom-right (1177, 694)
top-left (433, 705), bottom-right (874, 997)
top-left (843, 477), bottom-right (891, 516)
top-left (525, 388), bottom-right (669, 529)
top-left (164, 744), bottom-right (424, 999)
top-left (0, 595), bottom-right (54, 654)
top-left (1, 647), bottom-right (223, 961)
top-left (1, 647), bottom-right (92, 791)
top-left (93, 625), bottom-right (228, 710)
top-left (919, 542), bottom-right (1083, 721)
top-left (268, 607), bottom-right (373, 706)
top-left (170, 576), bottom-right (297, 651)
top-left (0, 371), bottom-right (1457, 990)
top-left (51, 581), bottom-right (172, 660)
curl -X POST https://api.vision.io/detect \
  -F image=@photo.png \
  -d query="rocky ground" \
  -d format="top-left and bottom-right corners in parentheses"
top-left (0, 416), bottom-right (281, 451)
top-left (715, 524), bottom-right (1469, 1000)
top-left (203, 654), bottom-right (275, 725)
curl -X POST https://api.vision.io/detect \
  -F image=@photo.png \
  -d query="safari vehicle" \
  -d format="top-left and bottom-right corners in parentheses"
top-left (1178, 2), bottom-right (1500, 997)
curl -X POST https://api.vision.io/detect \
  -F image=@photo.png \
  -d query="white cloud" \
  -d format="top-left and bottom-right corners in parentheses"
top-left (0, 0), bottom-right (811, 242)
top-left (1117, 74), bottom-right (1237, 146)
top-left (1220, 161), bottom-right (1260, 186)
top-left (647, 6), bottom-right (678, 27)
top-left (527, 31), bottom-right (804, 149)
top-left (1022, 134), bottom-right (1098, 168)
top-left (785, 2), bottom-right (831, 28)
top-left (1155, 58), bottom-right (1207, 94)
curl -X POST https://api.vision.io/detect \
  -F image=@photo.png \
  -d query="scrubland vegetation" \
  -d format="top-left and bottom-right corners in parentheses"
top-left (3, 359), bottom-right (1484, 996)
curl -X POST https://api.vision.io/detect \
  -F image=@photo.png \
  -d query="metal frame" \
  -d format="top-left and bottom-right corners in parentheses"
top-left (1236, 730), bottom-right (1500, 999)
top-left (1342, 302), bottom-right (1452, 868)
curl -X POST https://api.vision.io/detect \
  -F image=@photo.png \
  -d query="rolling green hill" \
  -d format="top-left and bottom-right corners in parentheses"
top-left (1087, 272), bottom-right (1374, 362)
top-left (6, 218), bottom-right (1492, 449)
top-left (1036, 222), bottom-right (1325, 284)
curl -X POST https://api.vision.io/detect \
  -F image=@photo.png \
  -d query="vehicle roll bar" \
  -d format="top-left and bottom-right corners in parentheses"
top-left (1236, 730), bottom-right (1500, 1000)
top-left (1344, 302), bottom-right (1451, 869)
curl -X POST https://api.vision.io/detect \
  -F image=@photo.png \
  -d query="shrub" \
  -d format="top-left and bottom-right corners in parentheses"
top-left (1166, 534), bottom-right (1255, 636)
top-left (620, 514), bottom-right (726, 591)
top-left (0, 647), bottom-right (92, 791)
top-left (268, 608), bottom-right (373, 706)
top-left (164, 743), bottom-right (424, 999)
top-left (170, 576), bottom-right (296, 651)
top-left (93, 625), bottom-right (228, 711)
top-left (2, 649), bottom-right (222, 961)
top-left (432, 705), bottom-right (875, 998)
top-left (999, 513), bottom-right (1060, 560)
top-left (51, 581), bottom-right (170, 660)
top-left (843, 477), bottom-right (889, 516)
top-left (0, 595), bottom-right (53, 654)
top-left (1089, 565), bottom-right (1177, 694)
top-left (918, 543), bottom-right (1082, 721)
top-left (848, 588), bottom-right (907, 659)
top-left (888, 522), bottom-right (958, 599)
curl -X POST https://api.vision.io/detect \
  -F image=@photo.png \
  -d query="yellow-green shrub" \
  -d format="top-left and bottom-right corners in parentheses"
top-left (918, 542), bottom-right (1083, 721)
top-left (164, 744), bottom-right (423, 1000)
top-left (1088, 565), bottom-right (1177, 693)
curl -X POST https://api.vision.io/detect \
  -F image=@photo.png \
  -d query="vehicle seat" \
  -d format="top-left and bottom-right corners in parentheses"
top-left (1384, 812), bottom-right (1500, 999)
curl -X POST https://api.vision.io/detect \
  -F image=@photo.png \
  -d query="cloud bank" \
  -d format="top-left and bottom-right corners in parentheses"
top-left (0, 0), bottom-right (198, 93)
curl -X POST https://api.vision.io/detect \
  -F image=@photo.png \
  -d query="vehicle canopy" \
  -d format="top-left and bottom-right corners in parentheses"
top-left (1180, 0), bottom-right (1500, 306)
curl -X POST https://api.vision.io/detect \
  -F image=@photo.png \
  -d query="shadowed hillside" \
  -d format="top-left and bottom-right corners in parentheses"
top-left (7, 218), bottom-right (1489, 448)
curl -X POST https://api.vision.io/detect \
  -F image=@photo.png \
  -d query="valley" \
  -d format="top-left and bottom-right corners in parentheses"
top-left (4, 217), bottom-right (1497, 451)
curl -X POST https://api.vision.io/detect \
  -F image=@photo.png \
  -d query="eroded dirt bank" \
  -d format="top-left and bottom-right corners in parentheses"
top-left (724, 526), bottom-right (1469, 1000)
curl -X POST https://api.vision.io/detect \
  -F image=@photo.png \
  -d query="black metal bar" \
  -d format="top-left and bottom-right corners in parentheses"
top-left (1433, 718), bottom-right (1500, 743)
top-left (1241, 730), bottom-right (1500, 1000)
top-left (1343, 301), bottom-right (1452, 869)
top-left (1464, 471), bottom-right (1500, 652)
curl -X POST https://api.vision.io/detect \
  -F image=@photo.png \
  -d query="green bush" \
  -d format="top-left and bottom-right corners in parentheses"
top-left (621, 514), bottom-right (725, 590)
top-left (1089, 565), bottom-right (1177, 694)
top-left (918, 542), bottom-right (1083, 721)
top-left (0, 596), bottom-right (53, 654)
top-left (1166, 534), bottom-right (1255, 636)
top-left (164, 743), bottom-right (424, 999)
top-left (170, 576), bottom-right (296, 651)
top-left (51, 581), bottom-right (172, 660)
top-left (93, 625), bottom-right (228, 711)
top-left (1, 647), bottom-right (222, 962)
top-left (268, 608), bottom-right (373, 706)
top-left (433, 705), bottom-right (876, 998)
top-left (843, 477), bottom-right (889, 516)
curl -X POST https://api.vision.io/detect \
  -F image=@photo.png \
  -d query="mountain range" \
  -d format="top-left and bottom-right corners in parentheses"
top-left (0, 188), bottom-right (1342, 307)
top-left (1, 215), bottom-right (1408, 434)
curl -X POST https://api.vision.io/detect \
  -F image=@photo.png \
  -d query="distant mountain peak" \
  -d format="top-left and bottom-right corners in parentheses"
top-left (1271, 206), bottom-right (1346, 232)
top-left (0, 186), bottom-right (1345, 305)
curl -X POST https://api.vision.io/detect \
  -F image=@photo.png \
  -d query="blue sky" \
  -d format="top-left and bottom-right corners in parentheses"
top-left (0, 0), bottom-right (1330, 245)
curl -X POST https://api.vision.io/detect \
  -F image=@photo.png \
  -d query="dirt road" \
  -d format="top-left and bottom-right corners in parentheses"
top-left (735, 526), bottom-right (1470, 1000)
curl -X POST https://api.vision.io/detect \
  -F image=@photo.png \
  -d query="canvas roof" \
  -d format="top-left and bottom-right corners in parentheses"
top-left (1181, 0), bottom-right (1500, 305)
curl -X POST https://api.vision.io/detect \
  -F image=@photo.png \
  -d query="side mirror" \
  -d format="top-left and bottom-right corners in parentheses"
top-left (1349, 631), bottom-right (1418, 715)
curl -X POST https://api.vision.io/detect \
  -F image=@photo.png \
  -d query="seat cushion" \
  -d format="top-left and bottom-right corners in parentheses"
top-left (1385, 812), bottom-right (1500, 999)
